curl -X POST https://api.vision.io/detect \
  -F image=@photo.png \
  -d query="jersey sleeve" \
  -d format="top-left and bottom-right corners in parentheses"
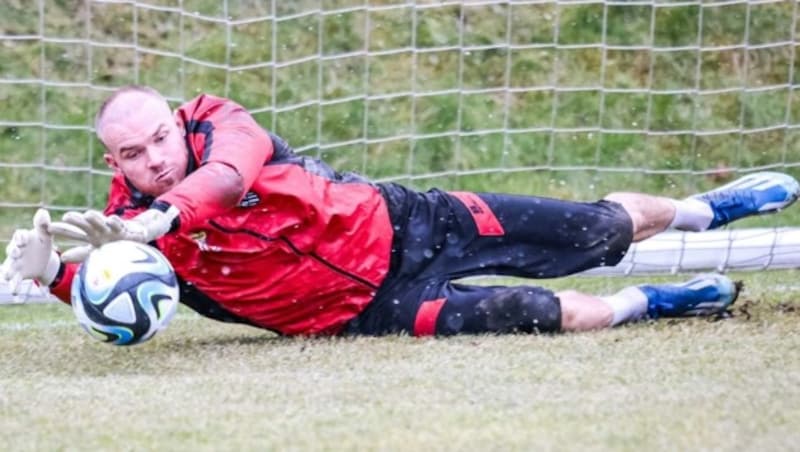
top-left (158, 95), bottom-right (274, 231)
top-left (47, 259), bottom-right (78, 303)
top-left (48, 174), bottom-right (147, 304)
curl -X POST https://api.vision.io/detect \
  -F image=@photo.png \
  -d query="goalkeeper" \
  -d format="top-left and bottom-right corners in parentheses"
top-left (3, 85), bottom-right (799, 336)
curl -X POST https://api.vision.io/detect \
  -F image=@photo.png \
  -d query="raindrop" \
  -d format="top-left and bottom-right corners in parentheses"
top-left (423, 249), bottom-right (434, 258)
top-left (446, 313), bottom-right (464, 331)
top-left (221, 266), bottom-right (231, 276)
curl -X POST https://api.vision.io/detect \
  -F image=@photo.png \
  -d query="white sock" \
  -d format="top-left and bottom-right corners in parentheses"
top-left (668, 198), bottom-right (714, 231)
top-left (600, 286), bottom-right (649, 327)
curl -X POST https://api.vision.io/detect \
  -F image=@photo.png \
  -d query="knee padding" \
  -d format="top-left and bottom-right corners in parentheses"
top-left (477, 286), bottom-right (562, 333)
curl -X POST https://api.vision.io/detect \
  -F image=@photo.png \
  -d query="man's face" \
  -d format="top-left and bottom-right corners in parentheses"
top-left (99, 92), bottom-right (188, 197)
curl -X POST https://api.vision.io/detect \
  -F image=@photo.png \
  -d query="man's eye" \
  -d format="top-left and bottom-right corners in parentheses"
top-left (155, 132), bottom-right (167, 143)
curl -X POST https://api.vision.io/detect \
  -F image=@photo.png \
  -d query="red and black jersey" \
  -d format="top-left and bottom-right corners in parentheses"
top-left (51, 94), bottom-right (394, 336)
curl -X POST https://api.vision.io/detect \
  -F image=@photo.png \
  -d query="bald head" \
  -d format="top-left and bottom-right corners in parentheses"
top-left (95, 85), bottom-right (170, 145)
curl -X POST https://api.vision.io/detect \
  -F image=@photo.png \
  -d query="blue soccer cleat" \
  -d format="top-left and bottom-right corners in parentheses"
top-left (691, 171), bottom-right (800, 229)
top-left (639, 273), bottom-right (740, 318)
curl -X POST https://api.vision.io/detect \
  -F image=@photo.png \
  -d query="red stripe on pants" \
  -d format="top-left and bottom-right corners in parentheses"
top-left (449, 191), bottom-right (505, 236)
top-left (413, 298), bottom-right (446, 336)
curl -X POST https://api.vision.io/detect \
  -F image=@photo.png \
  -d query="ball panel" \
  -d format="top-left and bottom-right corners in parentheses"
top-left (102, 292), bottom-right (137, 324)
top-left (87, 326), bottom-right (115, 343)
top-left (154, 295), bottom-right (178, 323)
top-left (134, 279), bottom-right (179, 340)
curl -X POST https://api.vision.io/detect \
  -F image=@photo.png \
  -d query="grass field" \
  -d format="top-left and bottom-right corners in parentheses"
top-left (1, 1), bottom-right (800, 450)
top-left (2, 271), bottom-right (800, 450)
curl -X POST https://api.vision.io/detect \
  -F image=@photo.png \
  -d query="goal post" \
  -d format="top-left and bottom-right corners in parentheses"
top-left (1, 0), bottom-right (799, 303)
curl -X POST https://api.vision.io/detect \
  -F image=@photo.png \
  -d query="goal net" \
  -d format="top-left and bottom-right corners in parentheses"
top-left (1, 0), bottom-right (799, 302)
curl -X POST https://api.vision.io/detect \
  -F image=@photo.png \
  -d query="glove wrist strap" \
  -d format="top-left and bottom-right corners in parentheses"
top-left (150, 200), bottom-right (181, 233)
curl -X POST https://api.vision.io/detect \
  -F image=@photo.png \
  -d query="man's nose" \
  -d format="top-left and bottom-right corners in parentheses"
top-left (145, 146), bottom-right (165, 168)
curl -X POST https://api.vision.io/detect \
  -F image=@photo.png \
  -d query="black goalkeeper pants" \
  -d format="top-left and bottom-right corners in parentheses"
top-left (343, 183), bottom-right (634, 336)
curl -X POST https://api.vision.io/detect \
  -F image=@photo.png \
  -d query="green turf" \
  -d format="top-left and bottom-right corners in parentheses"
top-left (2, 270), bottom-right (800, 450)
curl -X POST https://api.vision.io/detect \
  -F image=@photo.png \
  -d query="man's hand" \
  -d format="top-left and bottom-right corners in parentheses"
top-left (1, 209), bottom-right (61, 294)
top-left (48, 205), bottom-right (180, 263)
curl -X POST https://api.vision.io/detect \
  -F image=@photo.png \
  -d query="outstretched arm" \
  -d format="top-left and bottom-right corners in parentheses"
top-left (156, 97), bottom-right (274, 232)
top-left (50, 97), bottom-right (273, 262)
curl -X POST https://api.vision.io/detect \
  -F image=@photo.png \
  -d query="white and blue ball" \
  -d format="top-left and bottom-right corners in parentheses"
top-left (71, 241), bottom-right (179, 346)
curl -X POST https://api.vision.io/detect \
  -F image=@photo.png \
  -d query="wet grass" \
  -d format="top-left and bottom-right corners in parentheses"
top-left (2, 270), bottom-right (800, 450)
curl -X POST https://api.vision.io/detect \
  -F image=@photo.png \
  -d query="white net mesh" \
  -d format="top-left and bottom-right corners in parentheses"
top-left (1, 0), bottom-right (799, 302)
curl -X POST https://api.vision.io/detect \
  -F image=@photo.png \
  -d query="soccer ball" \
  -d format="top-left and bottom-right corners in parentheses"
top-left (71, 241), bottom-right (179, 346)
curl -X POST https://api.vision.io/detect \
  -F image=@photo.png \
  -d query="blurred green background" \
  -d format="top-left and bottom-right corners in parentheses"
top-left (0, 0), bottom-right (798, 244)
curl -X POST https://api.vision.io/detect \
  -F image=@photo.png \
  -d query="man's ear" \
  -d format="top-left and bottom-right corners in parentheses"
top-left (104, 153), bottom-right (119, 171)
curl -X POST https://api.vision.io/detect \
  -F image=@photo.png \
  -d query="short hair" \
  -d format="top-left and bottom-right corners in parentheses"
top-left (94, 85), bottom-right (165, 132)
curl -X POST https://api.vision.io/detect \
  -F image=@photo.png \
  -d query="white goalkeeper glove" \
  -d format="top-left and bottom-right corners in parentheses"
top-left (48, 205), bottom-right (180, 263)
top-left (1, 209), bottom-right (62, 294)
